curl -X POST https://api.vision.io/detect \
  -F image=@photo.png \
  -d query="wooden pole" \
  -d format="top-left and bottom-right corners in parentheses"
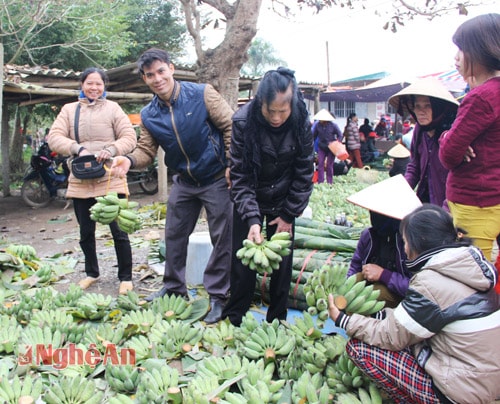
top-left (326, 41), bottom-right (331, 88)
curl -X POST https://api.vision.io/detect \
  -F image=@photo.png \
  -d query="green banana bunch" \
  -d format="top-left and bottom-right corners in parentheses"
top-left (71, 292), bottom-right (113, 320)
top-left (301, 341), bottom-right (329, 375)
top-left (121, 309), bottom-right (160, 334)
top-left (288, 310), bottom-right (323, 342)
top-left (334, 276), bottom-right (386, 315)
top-left (335, 392), bottom-right (364, 404)
top-left (29, 309), bottom-right (74, 334)
top-left (149, 293), bottom-right (194, 321)
top-left (233, 311), bottom-right (260, 342)
top-left (239, 378), bottom-right (287, 403)
top-left (90, 192), bottom-right (141, 233)
top-left (124, 334), bottom-right (153, 363)
top-left (240, 318), bottom-right (295, 362)
top-left (149, 319), bottom-right (203, 359)
top-left (108, 393), bottom-right (137, 404)
top-left (0, 315), bottom-right (21, 354)
top-left (105, 363), bottom-right (141, 393)
top-left (202, 318), bottom-right (236, 351)
top-left (303, 262), bottom-right (350, 327)
top-left (83, 323), bottom-right (127, 354)
top-left (43, 376), bottom-right (103, 404)
top-left (116, 207), bottom-right (142, 234)
top-left (90, 192), bottom-right (122, 225)
top-left (0, 374), bottom-right (43, 404)
top-left (0, 251), bottom-right (24, 269)
top-left (5, 244), bottom-right (37, 261)
top-left (18, 326), bottom-right (65, 364)
top-left (53, 284), bottom-right (84, 308)
top-left (236, 231), bottom-right (292, 275)
top-left (322, 333), bottom-right (347, 362)
top-left (326, 351), bottom-right (370, 393)
top-left (136, 365), bottom-right (181, 404)
top-left (291, 371), bottom-right (331, 404)
top-left (116, 290), bottom-right (143, 311)
top-left (183, 375), bottom-right (226, 404)
top-left (197, 354), bottom-right (243, 381)
top-left (358, 383), bottom-right (383, 404)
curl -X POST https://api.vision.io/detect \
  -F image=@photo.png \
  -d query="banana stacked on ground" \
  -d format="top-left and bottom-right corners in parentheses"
top-left (90, 192), bottom-right (141, 233)
top-left (304, 264), bottom-right (385, 327)
top-left (6, 244), bottom-right (37, 261)
top-left (44, 376), bottom-right (103, 404)
top-left (241, 318), bottom-right (295, 362)
top-left (291, 371), bottom-right (332, 404)
top-left (236, 231), bottom-right (292, 274)
top-left (105, 364), bottom-right (141, 394)
top-left (0, 373), bottom-right (43, 404)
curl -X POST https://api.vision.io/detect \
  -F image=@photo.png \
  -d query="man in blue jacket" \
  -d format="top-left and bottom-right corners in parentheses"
top-left (112, 48), bottom-right (234, 323)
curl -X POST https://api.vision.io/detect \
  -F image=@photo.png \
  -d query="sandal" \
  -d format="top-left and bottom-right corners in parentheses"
top-left (119, 281), bottom-right (133, 295)
top-left (78, 277), bottom-right (99, 290)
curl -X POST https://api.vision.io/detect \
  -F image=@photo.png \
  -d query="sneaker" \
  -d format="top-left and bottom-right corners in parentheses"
top-left (78, 277), bottom-right (99, 290)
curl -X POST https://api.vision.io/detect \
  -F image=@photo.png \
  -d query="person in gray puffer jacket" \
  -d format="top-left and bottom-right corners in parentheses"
top-left (329, 204), bottom-right (500, 404)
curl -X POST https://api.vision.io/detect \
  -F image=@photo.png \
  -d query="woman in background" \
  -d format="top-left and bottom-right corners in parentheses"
top-left (439, 13), bottom-right (500, 266)
top-left (344, 112), bottom-right (363, 168)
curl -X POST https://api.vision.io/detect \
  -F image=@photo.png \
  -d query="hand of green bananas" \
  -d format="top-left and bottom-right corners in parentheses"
top-left (89, 192), bottom-right (141, 234)
top-left (236, 232), bottom-right (292, 275)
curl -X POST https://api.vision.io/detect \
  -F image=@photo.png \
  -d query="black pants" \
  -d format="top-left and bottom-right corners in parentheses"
top-left (222, 208), bottom-right (294, 326)
top-left (73, 197), bottom-right (132, 281)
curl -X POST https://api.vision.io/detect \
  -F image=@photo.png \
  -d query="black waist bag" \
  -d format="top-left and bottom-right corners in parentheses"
top-left (71, 155), bottom-right (106, 179)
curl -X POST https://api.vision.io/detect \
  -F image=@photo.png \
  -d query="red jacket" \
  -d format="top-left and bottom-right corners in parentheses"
top-left (439, 77), bottom-right (500, 207)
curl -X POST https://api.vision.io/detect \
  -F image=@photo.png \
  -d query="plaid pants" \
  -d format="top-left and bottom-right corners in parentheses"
top-left (346, 338), bottom-right (444, 404)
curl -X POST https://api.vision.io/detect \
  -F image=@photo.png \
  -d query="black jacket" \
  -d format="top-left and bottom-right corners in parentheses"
top-left (229, 102), bottom-right (314, 226)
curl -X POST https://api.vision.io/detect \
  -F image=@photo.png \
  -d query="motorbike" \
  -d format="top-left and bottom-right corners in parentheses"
top-left (21, 143), bottom-right (158, 208)
top-left (126, 160), bottom-right (158, 195)
top-left (21, 142), bottom-right (68, 208)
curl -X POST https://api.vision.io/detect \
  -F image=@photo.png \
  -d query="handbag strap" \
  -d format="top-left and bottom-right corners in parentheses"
top-left (74, 104), bottom-right (81, 143)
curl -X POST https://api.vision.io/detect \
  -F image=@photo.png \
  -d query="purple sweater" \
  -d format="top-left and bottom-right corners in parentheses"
top-left (439, 77), bottom-right (500, 207)
top-left (347, 227), bottom-right (411, 298)
top-left (404, 124), bottom-right (448, 208)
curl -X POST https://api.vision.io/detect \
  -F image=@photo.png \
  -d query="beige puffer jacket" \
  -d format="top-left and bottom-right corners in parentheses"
top-left (48, 98), bottom-right (137, 198)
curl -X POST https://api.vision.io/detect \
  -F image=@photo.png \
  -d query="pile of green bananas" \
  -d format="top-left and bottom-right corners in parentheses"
top-left (0, 374), bottom-right (43, 404)
top-left (202, 318), bottom-right (237, 350)
top-left (149, 293), bottom-right (194, 321)
top-left (6, 244), bottom-right (37, 261)
top-left (90, 192), bottom-right (141, 233)
top-left (105, 364), bottom-right (141, 394)
top-left (241, 318), bottom-right (295, 362)
top-left (44, 376), bottom-right (103, 404)
top-left (291, 371), bottom-right (332, 404)
top-left (136, 366), bottom-right (181, 404)
top-left (236, 231), bottom-right (292, 274)
top-left (326, 351), bottom-right (369, 392)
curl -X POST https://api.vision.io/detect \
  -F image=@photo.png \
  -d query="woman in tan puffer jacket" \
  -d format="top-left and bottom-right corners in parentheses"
top-left (48, 67), bottom-right (137, 295)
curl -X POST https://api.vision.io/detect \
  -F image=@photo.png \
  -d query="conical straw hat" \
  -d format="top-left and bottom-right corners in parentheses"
top-left (388, 77), bottom-right (459, 115)
top-left (347, 174), bottom-right (422, 220)
top-left (313, 109), bottom-right (335, 121)
top-left (388, 143), bottom-right (411, 158)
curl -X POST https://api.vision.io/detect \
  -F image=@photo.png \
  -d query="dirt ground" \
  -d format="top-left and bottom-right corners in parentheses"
top-left (0, 183), bottom-right (176, 298)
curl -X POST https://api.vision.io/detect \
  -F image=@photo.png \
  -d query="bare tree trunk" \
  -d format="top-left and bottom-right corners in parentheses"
top-left (9, 106), bottom-right (25, 175)
top-left (181, 0), bottom-right (263, 109)
top-left (1, 106), bottom-right (10, 197)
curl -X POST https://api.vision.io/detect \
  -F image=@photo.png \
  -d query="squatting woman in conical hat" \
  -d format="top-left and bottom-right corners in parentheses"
top-left (388, 77), bottom-right (458, 208)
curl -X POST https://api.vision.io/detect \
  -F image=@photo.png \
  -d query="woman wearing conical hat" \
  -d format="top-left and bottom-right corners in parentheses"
top-left (388, 77), bottom-right (458, 208)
